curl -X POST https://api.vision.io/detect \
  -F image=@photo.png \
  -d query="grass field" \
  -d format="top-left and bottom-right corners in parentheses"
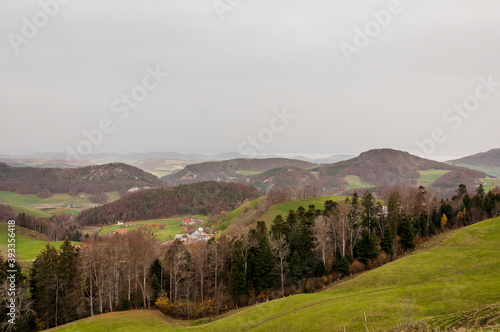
top-left (417, 169), bottom-right (451, 187)
top-left (480, 178), bottom-right (500, 193)
top-left (344, 175), bottom-right (376, 191)
top-left (0, 191), bottom-right (122, 216)
top-left (258, 195), bottom-right (347, 227)
top-left (236, 170), bottom-right (264, 175)
top-left (0, 223), bottom-right (80, 261)
top-left (52, 217), bottom-right (500, 331)
top-left (82, 216), bottom-right (207, 242)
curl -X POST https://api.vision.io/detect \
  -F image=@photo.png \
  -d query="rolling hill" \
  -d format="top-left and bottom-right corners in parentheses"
top-left (161, 158), bottom-right (316, 185)
top-left (51, 217), bottom-right (500, 331)
top-left (0, 162), bottom-right (166, 196)
top-left (316, 149), bottom-right (487, 195)
top-left (448, 148), bottom-right (500, 177)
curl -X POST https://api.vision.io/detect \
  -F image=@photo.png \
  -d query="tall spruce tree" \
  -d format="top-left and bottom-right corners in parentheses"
top-left (357, 230), bottom-right (379, 265)
top-left (230, 240), bottom-right (247, 301)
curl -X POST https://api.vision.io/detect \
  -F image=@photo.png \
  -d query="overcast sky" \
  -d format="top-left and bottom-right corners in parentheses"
top-left (1, 0), bottom-right (499, 161)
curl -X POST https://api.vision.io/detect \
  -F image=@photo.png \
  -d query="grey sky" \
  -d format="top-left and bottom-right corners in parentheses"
top-left (1, 0), bottom-right (499, 161)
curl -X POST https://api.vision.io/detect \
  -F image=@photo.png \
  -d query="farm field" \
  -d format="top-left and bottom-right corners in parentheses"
top-left (0, 223), bottom-right (80, 261)
top-left (52, 217), bottom-right (500, 331)
top-left (82, 216), bottom-right (207, 242)
top-left (343, 175), bottom-right (376, 191)
top-left (236, 170), bottom-right (264, 175)
top-left (480, 178), bottom-right (500, 192)
top-left (0, 191), bottom-right (122, 216)
top-left (417, 169), bottom-right (451, 187)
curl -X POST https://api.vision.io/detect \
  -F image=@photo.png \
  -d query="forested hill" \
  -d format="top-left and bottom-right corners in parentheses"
top-left (316, 149), bottom-right (487, 194)
top-left (0, 162), bottom-right (166, 196)
top-left (161, 158), bottom-right (315, 185)
top-left (77, 181), bottom-right (262, 225)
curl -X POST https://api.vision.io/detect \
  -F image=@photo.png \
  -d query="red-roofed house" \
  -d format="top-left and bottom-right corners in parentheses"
top-left (114, 229), bottom-right (128, 235)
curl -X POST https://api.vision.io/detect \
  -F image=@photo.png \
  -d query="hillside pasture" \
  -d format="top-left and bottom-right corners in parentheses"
top-left (417, 169), bottom-right (451, 187)
top-left (0, 191), bottom-right (122, 216)
top-left (343, 175), bottom-right (376, 191)
top-left (0, 222), bottom-right (80, 261)
top-left (258, 195), bottom-right (348, 227)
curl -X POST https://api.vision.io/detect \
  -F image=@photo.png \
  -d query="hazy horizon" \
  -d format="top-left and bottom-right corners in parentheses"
top-left (1, 1), bottom-right (499, 160)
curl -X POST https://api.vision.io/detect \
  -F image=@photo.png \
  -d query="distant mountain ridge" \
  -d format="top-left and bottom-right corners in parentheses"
top-left (0, 162), bottom-right (166, 196)
top-left (448, 149), bottom-right (500, 177)
top-left (161, 149), bottom-right (487, 196)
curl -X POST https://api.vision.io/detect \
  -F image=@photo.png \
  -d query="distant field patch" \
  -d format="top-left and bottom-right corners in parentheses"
top-left (0, 191), bottom-right (121, 217)
top-left (236, 170), bottom-right (264, 175)
top-left (417, 170), bottom-right (451, 186)
top-left (480, 178), bottom-right (500, 192)
top-left (9, 205), bottom-right (52, 218)
top-left (344, 175), bottom-right (376, 191)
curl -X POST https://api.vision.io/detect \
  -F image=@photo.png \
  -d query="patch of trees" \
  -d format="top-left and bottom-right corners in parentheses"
top-left (0, 204), bottom-right (16, 222)
top-left (0, 162), bottom-right (166, 197)
top-left (15, 213), bottom-right (83, 242)
top-left (77, 181), bottom-right (262, 226)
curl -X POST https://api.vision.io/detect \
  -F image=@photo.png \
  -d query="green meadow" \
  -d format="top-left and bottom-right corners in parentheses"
top-left (417, 169), bottom-right (451, 187)
top-left (0, 223), bottom-right (80, 261)
top-left (0, 191), bottom-right (122, 216)
top-left (344, 175), bottom-right (376, 191)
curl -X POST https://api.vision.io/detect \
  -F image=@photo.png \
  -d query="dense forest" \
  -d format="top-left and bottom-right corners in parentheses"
top-left (77, 181), bottom-right (262, 226)
top-left (2, 183), bottom-right (499, 330)
top-left (0, 162), bottom-right (166, 197)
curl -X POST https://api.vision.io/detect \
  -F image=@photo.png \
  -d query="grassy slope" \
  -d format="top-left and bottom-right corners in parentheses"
top-left (258, 196), bottom-right (347, 227)
top-left (53, 217), bottom-right (500, 331)
top-left (0, 223), bottom-right (80, 261)
top-left (344, 175), bottom-right (376, 190)
top-left (417, 169), bottom-right (451, 187)
top-left (480, 178), bottom-right (500, 193)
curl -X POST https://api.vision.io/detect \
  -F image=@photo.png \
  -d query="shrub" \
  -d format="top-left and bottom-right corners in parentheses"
top-left (349, 260), bottom-right (366, 275)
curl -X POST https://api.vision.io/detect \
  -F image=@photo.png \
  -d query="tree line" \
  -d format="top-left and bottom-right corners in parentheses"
top-left (1, 184), bottom-right (499, 330)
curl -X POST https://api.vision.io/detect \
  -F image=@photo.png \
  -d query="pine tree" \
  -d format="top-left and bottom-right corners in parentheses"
top-left (380, 229), bottom-right (394, 255)
top-left (30, 243), bottom-right (60, 329)
top-left (336, 255), bottom-right (350, 276)
top-left (357, 230), bottom-right (379, 265)
top-left (247, 222), bottom-right (274, 292)
top-left (230, 240), bottom-right (247, 300)
top-left (57, 237), bottom-right (81, 325)
top-left (399, 219), bottom-right (416, 251)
